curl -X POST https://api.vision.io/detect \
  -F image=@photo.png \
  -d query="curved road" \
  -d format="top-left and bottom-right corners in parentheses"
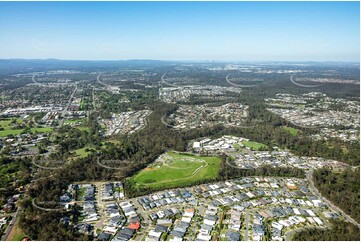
top-left (32, 199), bottom-right (65, 212)
top-left (161, 74), bottom-right (178, 87)
top-left (290, 74), bottom-right (322, 88)
top-left (97, 73), bottom-right (111, 89)
top-left (306, 169), bottom-right (360, 228)
top-left (226, 74), bottom-right (258, 88)
top-left (32, 73), bottom-right (46, 87)
top-left (285, 225), bottom-right (326, 241)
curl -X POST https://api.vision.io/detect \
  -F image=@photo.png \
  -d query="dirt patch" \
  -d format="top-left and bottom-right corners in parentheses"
top-left (7, 220), bottom-right (26, 241)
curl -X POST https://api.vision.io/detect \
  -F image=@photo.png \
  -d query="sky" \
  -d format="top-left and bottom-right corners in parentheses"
top-left (0, 1), bottom-right (359, 62)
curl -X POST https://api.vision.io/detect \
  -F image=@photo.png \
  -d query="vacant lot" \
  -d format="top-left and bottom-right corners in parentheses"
top-left (130, 152), bottom-right (222, 190)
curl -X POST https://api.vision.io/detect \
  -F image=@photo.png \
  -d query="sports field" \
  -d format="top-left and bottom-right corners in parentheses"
top-left (130, 151), bottom-right (221, 190)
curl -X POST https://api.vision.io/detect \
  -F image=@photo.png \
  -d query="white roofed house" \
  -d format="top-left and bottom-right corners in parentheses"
top-left (193, 141), bottom-right (201, 152)
top-left (183, 208), bottom-right (195, 218)
top-left (314, 217), bottom-right (323, 226)
top-left (146, 230), bottom-right (162, 241)
top-left (103, 226), bottom-right (117, 235)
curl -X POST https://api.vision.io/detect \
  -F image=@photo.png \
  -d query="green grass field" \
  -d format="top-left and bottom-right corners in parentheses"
top-left (0, 119), bottom-right (23, 137)
top-left (282, 126), bottom-right (300, 136)
top-left (30, 127), bottom-right (53, 133)
top-left (80, 99), bottom-right (87, 110)
top-left (242, 140), bottom-right (267, 151)
top-left (130, 152), bottom-right (221, 190)
top-left (73, 147), bottom-right (94, 158)
top-left (72, 141), bottom-right (121, 159)
top-left (64, 119), bottom-right (85, 124)
top-left (232, 143), bottom-right (245, 151)
top-left (0, 118), bottom-right (53, 137)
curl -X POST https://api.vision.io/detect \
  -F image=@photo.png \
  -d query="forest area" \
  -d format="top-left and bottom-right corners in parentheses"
top-left (293, 219), bottom-right (360, 241)
top-left (312, 168), bottom-right (360, 221)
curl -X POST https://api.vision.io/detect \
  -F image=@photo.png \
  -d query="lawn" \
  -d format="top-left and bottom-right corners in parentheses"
top-left (73, 147), bottom-right (93, 158)
top-left (77, 126), bottom-right (90, 132)
top-left (130, 152), bottom-right (222, 190)
top-left (30, 127), bottom-right (53, 133)
top-left (0, 118), bottom-right (23, 137)
top-left (232, 143), bottom-right (244, 150)
top-left (80, 99), bottom-right (88, 110)
top-left (282, 126), bottom-right (300, 136)
top-left (242, 140), bottom-right (267, 151)
top-left (0, 129), bottom-right (24, 137)
top-left (72, 141), bottom-right (119, 159)
top-left (64, 119), bottom-right (84, 124)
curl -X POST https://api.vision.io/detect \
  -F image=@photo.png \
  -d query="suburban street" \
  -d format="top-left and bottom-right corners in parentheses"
top-left (243, 210), bottom-right (250, 241)
top-left (95, 182), bottom-right (106, 230)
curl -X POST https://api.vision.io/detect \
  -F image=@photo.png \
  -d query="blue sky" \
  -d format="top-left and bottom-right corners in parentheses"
top-left (0, 1), bottom-right (359, 61)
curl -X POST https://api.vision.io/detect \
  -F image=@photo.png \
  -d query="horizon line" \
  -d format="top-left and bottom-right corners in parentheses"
top-left (0, 58), bottom-right (359, 64)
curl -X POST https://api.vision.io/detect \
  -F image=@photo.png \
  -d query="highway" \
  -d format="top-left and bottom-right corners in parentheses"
top-left (97, 73), bottom-right (111, 88)
top-left (63, 85), bottom-right (77, 114)
top-left (306, 169), bottom-right (360, 228)
top-left (57, 84), bottom-right (77, 127)
top-left (161, 73), bottom-right (178, 87)
top-left (31, 73), bottom-right (44, 87)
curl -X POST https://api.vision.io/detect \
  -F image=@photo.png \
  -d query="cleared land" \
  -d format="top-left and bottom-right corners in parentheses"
top-left (130, 152), bottom-right (222, 190)
top-left (242, 140), bottom-right (267, 151)
top-left (7, 220), bottom-right (26, 241)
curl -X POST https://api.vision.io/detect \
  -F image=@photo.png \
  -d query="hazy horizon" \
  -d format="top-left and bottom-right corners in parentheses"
top-left (0, 1), bottom-right (359, 62)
